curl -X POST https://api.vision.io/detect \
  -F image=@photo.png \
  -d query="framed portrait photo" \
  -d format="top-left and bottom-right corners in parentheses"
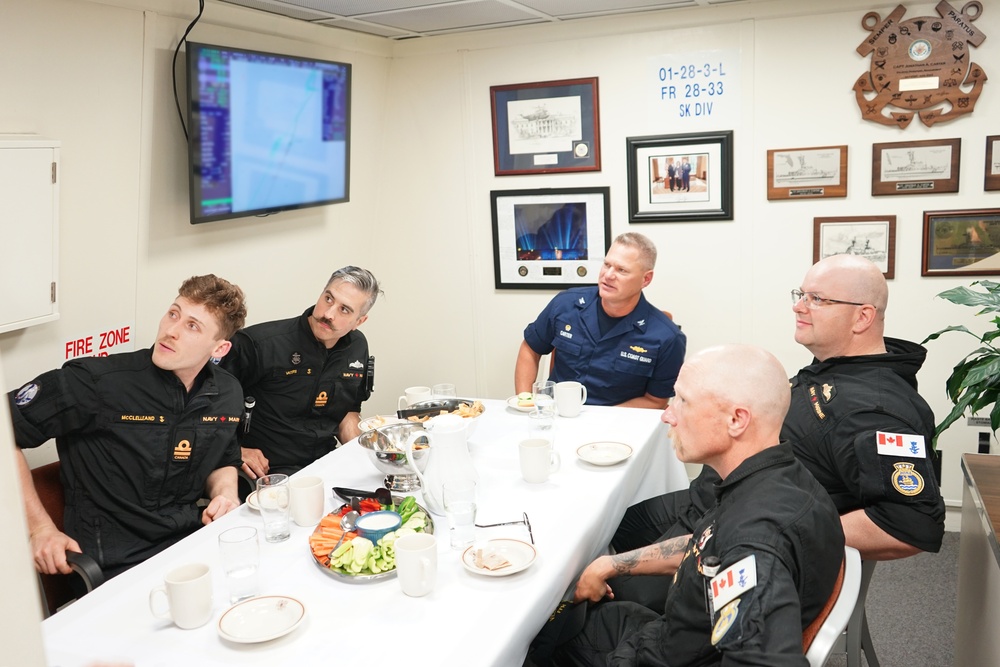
top-left (767, 146), bottom-right (847, 200)
top-left (872, 138), bottom-right (961, 196)
top-left (626, 131), bottom-right (733, 223)
top-left (813, 216), bottom-right (896, 279)
top-left (922, 208), bottom-right (1000, 277)
top-left (490, 77), bottom-right (601, 176)
top-left (985, 135), bottom-right (1000, 191)
top-left (490, 187), bottom-right (611, 290)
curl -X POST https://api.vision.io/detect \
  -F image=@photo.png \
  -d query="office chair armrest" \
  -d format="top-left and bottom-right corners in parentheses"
top-left (65, 551), bottom-right (104, 591)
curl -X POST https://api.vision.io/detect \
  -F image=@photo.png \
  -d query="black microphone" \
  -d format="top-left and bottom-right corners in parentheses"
top-left (243, 396), bottom-right (255, 436)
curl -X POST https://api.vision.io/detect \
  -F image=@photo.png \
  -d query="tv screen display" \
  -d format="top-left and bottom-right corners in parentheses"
top-left (186, 42), bottom-right (351, 224)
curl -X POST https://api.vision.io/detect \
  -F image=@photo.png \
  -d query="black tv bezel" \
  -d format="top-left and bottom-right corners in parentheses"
top-left (185, 41), bottom-right (352, 225)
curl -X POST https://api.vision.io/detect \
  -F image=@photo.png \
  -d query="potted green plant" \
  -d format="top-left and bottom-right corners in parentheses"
top-left (922, 280), bottom-right (1000, 439)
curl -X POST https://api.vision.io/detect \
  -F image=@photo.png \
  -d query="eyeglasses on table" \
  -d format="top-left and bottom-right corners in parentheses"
top-left (475, 512), bottom-right (534, 544)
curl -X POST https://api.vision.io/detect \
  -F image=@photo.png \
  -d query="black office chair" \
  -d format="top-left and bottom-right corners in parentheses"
top-left (30, 461), bottom-right (104, 617)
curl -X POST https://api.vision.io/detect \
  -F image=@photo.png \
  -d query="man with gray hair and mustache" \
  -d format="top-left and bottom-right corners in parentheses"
top-left (222, 266), bottom-right (382, 479)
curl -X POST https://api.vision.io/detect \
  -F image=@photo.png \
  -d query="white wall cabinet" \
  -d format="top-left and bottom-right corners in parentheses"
top-left (0, 138), bottom-right (59, 334)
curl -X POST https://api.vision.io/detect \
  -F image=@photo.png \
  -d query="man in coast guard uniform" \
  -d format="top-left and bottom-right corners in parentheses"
top-left (9, 275), bottom-right (247, 578)
top-left (222, 266), bottom-right (381, 478)
top-left (545, 345), bottom-right (844, 666)
top-left (515, 232), bottom-right (685, 408)
top-left (612, 254), bottom-right (944, 611)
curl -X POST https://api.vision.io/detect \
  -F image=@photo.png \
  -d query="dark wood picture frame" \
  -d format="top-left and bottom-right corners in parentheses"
top-left (490, 187), bottom-right (611, 289)
top-left (768, 145), bottom-right (848, 200)
top-left (986, 135), bottom-right (1000, 191)
top-left (813, 215), bottom-right (896, 279)
top-left (922, 208), bottom-right (1000, 276)
top-left (490, 78), bottom-right (601, 176)
top-left (626, 130), bottom-right (733, 223)
top-left (872, 138), bottom-right (961, 196)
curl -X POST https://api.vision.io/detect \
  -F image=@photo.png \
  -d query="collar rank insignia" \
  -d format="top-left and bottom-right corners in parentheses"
top-left (711, 599), bottom-right (741, 646)
top-left (891, 462), bottom-right (925, 496)
top-left (637, 319), bottom-right (646, 326)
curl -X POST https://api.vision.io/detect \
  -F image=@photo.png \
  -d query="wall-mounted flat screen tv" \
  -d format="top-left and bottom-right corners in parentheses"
top-left (186, 42), bottom-right (351, 224)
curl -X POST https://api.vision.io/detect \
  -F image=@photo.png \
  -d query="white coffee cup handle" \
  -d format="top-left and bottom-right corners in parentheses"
top-left (580, 386), bottom-right (588, 404)
top-left (398, 395), bottom-right (408, 410)
top-left (149, 586), bottom-right (171, 620)
top-left (550, 451), bottom-right (562, 473)
top-left (419, 556), bottom-right (433, 589)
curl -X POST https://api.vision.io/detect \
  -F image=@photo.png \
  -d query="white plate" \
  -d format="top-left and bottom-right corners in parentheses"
top-left (245, 490), bottom-right (260, 512)
top-left (577, 441), bottom-right (633, 466)
top-left (506, 396), bottom-right (535, 413)
top-left (461, 539), bottom-right (536, 577)
top-left (359, 415), bottom-right (407, 432)
top-left (217, 596), bottom-right (306, 644)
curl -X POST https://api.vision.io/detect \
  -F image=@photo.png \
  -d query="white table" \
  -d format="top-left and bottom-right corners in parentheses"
top-left (42, 399), bottom-right (688, 666)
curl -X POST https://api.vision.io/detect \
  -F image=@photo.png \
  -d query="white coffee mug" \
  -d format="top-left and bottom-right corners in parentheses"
top-left (395, 532), bottom-right (437, 597)
top-left (519, 438), bottom-right (561, 483)
top-left (398, 386), bottom-right (432, 410)
top-left (555, 381), bottom-right (588, 418)
top-left (149, 563), bottom-right (213, 629)
top-left (289, 475), bottom-right (325, 527)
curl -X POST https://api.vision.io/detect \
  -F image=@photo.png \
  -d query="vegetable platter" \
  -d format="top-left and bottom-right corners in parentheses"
top-left (309, 494), bottom-right (433, 583)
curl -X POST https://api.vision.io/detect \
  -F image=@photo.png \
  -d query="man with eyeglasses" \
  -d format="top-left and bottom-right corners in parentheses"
top-left (609, 254), bottom-right (944, 611)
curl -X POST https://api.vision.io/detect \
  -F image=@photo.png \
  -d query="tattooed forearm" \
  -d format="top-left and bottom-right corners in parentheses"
top-left (657, 535), bottom-right (689, 558)
top-left (609, 534), bottom-right (691, 575)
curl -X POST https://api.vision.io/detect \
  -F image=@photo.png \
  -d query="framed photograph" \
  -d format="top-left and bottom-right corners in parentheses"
top-left (490, 187), bottom-right (610, 290)
top-left (490, 78), bottom-right (601, 176)
top-left (767, 146), bottom-right (847, 200)
top-left (985, 135), bottom-right (1000, 191)
top-left (872, 138), bottom-right (961, 196)
top-left (922, 208), bottom-right (1000, 277)
top-left (813, 216), bottom-right (896, 279)
top-left (626, 131), bottom-right (733, 223)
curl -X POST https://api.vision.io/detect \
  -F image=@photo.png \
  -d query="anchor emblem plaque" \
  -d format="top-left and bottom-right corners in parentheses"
top-left (855, 1), bottom-right (987, 128)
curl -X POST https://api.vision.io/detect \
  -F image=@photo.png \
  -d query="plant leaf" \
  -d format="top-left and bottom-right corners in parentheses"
top-left (922, 324), bottom-right (977, 344)
top-left (961, 355), bottom-right (1000, 387)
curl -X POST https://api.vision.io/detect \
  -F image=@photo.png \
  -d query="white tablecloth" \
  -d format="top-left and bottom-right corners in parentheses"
top-left (41, 399), bottom-right (688, 666)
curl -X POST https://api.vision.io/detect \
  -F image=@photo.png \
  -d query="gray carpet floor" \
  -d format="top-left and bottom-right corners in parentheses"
top-left (824, 530), bottom-right (959, 667)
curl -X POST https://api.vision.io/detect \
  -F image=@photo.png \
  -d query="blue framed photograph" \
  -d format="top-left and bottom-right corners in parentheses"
top-left (490, 78), bottom-right (601, 176)
top-left (490, 187), bottom-right (611, 289)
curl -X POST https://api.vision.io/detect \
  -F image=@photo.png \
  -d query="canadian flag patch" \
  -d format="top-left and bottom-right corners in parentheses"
top-left (709, 554), bottom-right (757, 612)
top-left (876, 431), bottom-right (927, 459)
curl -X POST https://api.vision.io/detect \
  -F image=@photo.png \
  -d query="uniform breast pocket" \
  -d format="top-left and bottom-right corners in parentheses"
top-left (159, 427), bottom-right (217, 504)
top-left (552, 336), bottom-right (582, 358)
top-left (613, 353), bottom-right (656, 378)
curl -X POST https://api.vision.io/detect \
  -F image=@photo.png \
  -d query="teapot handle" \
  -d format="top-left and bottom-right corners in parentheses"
top-left (405, 431), bottom-right (428, 488)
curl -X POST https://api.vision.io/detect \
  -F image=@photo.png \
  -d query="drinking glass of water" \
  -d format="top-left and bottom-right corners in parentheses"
top-left (218, 526), bottom-right (260, 604)
top-left (443, 479), bottom-right (477, 550)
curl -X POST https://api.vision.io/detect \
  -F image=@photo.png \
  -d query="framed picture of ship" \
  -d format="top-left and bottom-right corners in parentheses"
top-left (922, 208), bottom-right (1000, 277)
top-left (768, 146), bottom-right (847, 200)
top-left (813, 216), bottom-right (895, 279)
top-left (872, 138), bottom-right (961, 196)
top-left (490, 78), bottom-right (601, 176)
top-left (626, 131), bottom-right (733, 223)
top-left (490, 186), bottom-right (611, 289)
top-left (985, 136), bottom-right (1000, 192)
